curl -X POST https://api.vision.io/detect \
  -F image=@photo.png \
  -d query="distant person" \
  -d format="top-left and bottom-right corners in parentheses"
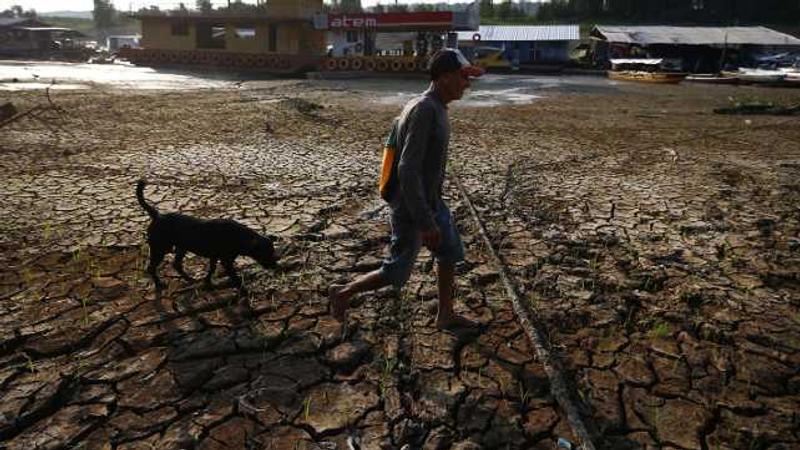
top-left (329, 48), bottom-right (484, 330)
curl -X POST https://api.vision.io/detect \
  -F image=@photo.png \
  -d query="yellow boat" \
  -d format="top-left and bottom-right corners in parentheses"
top-left (471, 46), bottom-right (512, 71)
top-left (607, 58), bottom-right (687, 84)
top-left (608, 70), bottom-right (688, 84)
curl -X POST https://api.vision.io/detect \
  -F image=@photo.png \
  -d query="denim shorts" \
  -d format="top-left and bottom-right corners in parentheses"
top-left (379, 201), bottom-right (465, 289)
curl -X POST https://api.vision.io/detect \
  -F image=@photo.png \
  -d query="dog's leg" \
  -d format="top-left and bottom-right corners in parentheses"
top-left (173, 248), bottom-right (196, 282)
top-left (147, 246), bottom-right (167, 290)
top-left (221, 258), bottom-right (244, 290)
top-left (204, 257), bottom-right (218, 288)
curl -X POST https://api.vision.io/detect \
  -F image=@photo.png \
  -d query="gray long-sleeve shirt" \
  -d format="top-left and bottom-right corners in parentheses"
top-left (389, 86), bottom-right (450, 231)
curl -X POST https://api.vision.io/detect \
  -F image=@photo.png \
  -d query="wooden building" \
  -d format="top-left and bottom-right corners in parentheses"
top-left (121, 0), bottom-right (326, 74)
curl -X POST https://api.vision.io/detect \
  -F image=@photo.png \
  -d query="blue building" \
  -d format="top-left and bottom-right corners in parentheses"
top-left (457, 25), bottom-right (579, 65)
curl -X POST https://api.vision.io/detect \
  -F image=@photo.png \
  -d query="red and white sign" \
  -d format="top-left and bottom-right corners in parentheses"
top-left (329, 14), bottom-right (378, 28)
top-left (318, 12), bottom-right (454, 30)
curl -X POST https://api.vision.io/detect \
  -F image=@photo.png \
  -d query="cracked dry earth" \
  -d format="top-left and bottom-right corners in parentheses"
top-left (1, 78), bottom-right (799, 450)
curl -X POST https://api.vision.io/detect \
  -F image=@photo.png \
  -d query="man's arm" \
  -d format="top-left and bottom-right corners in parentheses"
top-left (397, 102), bottom-right (436, 232)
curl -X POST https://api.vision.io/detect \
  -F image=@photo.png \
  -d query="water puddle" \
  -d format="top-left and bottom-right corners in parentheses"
top-left (1, 60), bottom-right (618, 106)
top-left (0, 82), bottom-right (91, 91)
top-left (0, 60), bottom-right (233, 90)
top-left (322, 74), bottom-right (617, 107)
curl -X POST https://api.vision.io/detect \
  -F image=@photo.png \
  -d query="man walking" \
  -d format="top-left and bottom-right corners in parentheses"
top-left (329, 48), bottom-right (484, 330)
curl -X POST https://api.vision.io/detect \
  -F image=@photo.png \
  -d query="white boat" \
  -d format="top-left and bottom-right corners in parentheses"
top-left (737, 68), bottom-right (786, 84)
top-left (779, 68), bottom-right (800, 82)
top-left (783, 73), bottom-right (800, 86)
top-left (685, 74), bottom-right (739, 84)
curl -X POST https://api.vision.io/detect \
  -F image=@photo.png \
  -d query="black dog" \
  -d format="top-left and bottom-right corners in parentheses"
top-left (136, 180), bottom-right (278, 290)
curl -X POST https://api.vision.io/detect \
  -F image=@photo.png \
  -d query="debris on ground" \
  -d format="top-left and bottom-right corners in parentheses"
top-left (714, 101), bottom-right (800, 115)
top-left (0, 101), bottom-right (17, 121)
top-left (1, 80), bottom-right (798, 449)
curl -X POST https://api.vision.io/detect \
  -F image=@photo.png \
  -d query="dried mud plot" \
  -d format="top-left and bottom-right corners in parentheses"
top-left (0, 81), bottom-right (798, 449)
top-left (450, 83), bottom-right (800, 449)
top-left (1, 85), bottom-right (576, 449)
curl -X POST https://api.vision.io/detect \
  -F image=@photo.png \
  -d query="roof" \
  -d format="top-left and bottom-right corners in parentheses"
top-left (610, 58), bottom-right (663, 65)
top-left (593, 26), bottom-right (800, 46)
top-left (0, 17), bottom-right (48, 28)
top-left (13, 27), bottom-right (87, 37)
top-left (134, 11), bottom-right (306, 23)
top-left (17, 27), bottom-right (72, 31)
top-left (457, 25), bottom-right (579, 42)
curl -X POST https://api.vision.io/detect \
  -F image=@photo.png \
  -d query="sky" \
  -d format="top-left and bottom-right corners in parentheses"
top-left (1, 0), bottom-right (499, 13)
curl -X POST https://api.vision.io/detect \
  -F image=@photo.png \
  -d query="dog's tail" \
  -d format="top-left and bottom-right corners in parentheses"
top-left (136, 180), bottom-right (159, 220)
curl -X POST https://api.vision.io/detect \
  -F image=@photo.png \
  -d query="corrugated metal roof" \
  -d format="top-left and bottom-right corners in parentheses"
top-left (457, 25), bottom-right (579, 42)
top-left (610, 58), bottom-right (663, 65)
top-left (0, 18), bottom-right (37, 27)
top-left (594, 26), bottom-right (800, 46)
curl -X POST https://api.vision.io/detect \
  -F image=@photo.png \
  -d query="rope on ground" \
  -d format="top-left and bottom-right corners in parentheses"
top-left (454, 174), bottom-right (597, 450)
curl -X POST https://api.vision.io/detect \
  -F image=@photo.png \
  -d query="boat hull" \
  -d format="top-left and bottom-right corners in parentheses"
top-left (738, 74), bottom-right (786, 84)
top-left (685, 74), bottom-right (739, 85)
top-left (735, 69), bottom-right (787, 84)
top-left (607, 70), bottom-right (687, 84)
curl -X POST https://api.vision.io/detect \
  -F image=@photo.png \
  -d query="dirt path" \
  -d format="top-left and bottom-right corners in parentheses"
top-left (1, 80), bottom-right (798, 449)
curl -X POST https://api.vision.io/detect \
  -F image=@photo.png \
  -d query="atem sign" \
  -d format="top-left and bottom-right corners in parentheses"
top-left (330, 15), bottom-right (377, 28)
top-left (316, 12), bottom-right (454, 30)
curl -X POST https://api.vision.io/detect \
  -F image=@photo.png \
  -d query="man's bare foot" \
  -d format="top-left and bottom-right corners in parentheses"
top-left (329, 284), bottom-right (348, 322)
top-left (436, 313), bottom-right (480, 331)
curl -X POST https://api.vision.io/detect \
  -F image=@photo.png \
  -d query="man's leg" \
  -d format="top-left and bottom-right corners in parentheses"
top-left (329, 211), bottom-right (419, 322)
top-left (434, 262), bottom-right (478, 329)
top-left (329, 270), bottom-right (391, 321)
top-left (433, 202), bottom-right (479, 330)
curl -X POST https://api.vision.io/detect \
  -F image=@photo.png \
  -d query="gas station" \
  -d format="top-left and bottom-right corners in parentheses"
top-left (315, 9), bottom-right (478, 73)
top-left (120, 0), bottom-right (478, 75)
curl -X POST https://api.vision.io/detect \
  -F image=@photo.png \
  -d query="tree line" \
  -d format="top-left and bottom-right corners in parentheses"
top-left (536, 0), bottom-right (800, 25)
top-left (334, 1), bottom-right (800, 25)
top-left (1, 4), bottom-right (37, 18)
top-left (9, 0), bottom-right (796, 27)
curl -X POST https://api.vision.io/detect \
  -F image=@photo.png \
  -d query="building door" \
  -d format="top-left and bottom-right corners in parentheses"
top-left (268, 24), bottom-right (277, 52)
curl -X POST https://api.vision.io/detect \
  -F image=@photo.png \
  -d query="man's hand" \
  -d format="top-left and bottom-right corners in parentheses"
top-left (421, 227), bottom-right (441, 251)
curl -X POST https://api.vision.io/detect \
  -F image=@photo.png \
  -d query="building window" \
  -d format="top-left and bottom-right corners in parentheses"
top-left (196, 23), bottom-right (226, 49)
top-left (346, 30), bottom-right (358, 43)
top-left (235, 26), bottom-right (255, 39)
top-left (268, 24), bottom-right (277, 51)
top-left (171, 21), bottom-right (189, 36)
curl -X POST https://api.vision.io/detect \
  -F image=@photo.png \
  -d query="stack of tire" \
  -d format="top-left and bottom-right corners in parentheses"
top-left (321, 57), bottom-right (425, 73)
top-left (123, 49), bottom-right (294, 71)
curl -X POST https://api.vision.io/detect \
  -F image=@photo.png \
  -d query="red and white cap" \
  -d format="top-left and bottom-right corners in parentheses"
top-left (429, 48), bottom-right (485, 79)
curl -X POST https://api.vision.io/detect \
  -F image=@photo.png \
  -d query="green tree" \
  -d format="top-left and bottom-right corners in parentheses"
top-left (339, 0), bottom-right (363, 13)
top-left (496, 0), bottom-right (521, 20)
top-left (195, 0), bottom-right (213, 12)
top-left (93, 0), bottom-right (116, 29)
top-left (386, 4), bottom-right (409, 12)
top-left (412, 4), bottom-right (436, 12)
top-left (1, 4), bottom-right (37, 18)
top-left (480, 0), bottom-right (494, 18)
